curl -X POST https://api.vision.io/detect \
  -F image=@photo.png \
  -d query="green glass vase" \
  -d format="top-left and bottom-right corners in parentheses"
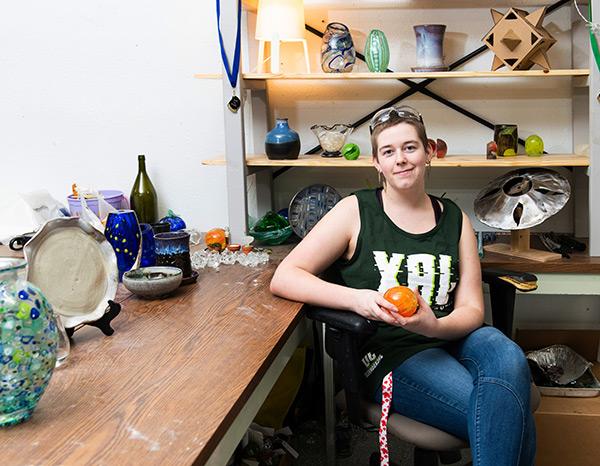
top-left (130, 154), bottom-right (158, 224)
top-left (365, 29), bottom-right (390, 72)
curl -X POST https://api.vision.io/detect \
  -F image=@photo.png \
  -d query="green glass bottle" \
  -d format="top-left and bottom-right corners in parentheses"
top-left (130, 154), bottom-right (158, 223)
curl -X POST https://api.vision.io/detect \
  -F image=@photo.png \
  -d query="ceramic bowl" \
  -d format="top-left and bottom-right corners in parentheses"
top-left (123, 266), bottom-right (183, 299)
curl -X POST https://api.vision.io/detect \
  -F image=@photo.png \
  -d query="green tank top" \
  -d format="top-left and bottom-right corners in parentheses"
top-left (334, 189), bottom-right (463, 395)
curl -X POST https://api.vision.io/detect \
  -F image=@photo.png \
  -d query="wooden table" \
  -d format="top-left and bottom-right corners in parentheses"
top-left (1, 245), bottom-right (305, 466)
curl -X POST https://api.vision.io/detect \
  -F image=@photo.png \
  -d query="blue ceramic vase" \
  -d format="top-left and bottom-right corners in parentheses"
top-left (0, 258), bottom-right (59, 426)
top-left (104, 210), bottom-right (142, 280)
top-left (140, 224), bottom-right (156, 267)
top-left (265, 118), bottom-right (300, 160)
top-left (154, 231), bottom-right (192, 278)
top-left (321, 22), bottom-right (356, 73)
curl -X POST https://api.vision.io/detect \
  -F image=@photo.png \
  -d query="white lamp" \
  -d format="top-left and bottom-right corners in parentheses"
top-left (255, 0), bottom-right (310, 74)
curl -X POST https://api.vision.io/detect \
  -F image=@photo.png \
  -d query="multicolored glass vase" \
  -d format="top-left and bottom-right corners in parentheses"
top-left (365, 29), bottom-right (390, 72)
top-left (321, 22), bottom-right (356, 73)
top-left (0, 258), bottom-right (59, 426)
top-left (104, 210), bottom-right (142, 280)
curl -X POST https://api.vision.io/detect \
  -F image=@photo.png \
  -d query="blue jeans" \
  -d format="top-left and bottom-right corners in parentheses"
top-left (374, 326), bottom-right (536, 466)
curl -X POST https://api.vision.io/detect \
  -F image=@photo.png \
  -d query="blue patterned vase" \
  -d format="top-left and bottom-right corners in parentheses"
top-left (104, 210), bottom-right (142, 280)
top-left (321, 22), bottom-right (355, 73)
top-left (0, 258), bottom-right (59, 426)
top-left (154, 231), bottom-right (192, 278)
top-left (140, 224), bottom-right (156, 267)
top-left (265, 118), bottom-right (300, 160)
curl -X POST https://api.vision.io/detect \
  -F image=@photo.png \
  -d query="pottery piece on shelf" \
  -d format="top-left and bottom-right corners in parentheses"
top-left (0, 258), bottom-right (59, 426)
top-left (265, 118), bottom-right (300, 160)
top-left (365, 29), bottom-right (390, 72)
top-left (122, 266), bottom-right (183, 298)
top-left (24, 217), bottom-right (119, 329)
top-left (412, 24), bottom-right (449, 72)
top-left (310, 124), bottom-right (353, 157)
top-left (321, 22), bottom-right (356, 73)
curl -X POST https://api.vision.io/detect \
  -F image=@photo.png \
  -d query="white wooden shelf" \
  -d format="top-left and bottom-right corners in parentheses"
top-left (203, 153), bottom-right (589, 168)
top-left (195, 69), bottom-right (589, 81)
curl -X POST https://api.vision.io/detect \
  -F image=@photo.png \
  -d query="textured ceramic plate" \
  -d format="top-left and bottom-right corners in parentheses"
top-left (288, 184), bottom-right (342, 238)
top-left (24, 217), bottom-right (118, 328)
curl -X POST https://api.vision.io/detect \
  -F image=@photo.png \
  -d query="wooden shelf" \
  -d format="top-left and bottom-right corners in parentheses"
top-left (202, 153), bottom-right (589, 168)
top-left (195, 70), bottom-right (590, 81)
top-left (244, 1), bottom-right (566, 12)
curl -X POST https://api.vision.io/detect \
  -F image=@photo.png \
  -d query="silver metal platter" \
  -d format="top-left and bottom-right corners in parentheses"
top-left (288, 184), bottom-right (343, 238)
top-left (474, 168), bottom-right (570, 230)
top-left (24, 217), bottom-right (118, 328)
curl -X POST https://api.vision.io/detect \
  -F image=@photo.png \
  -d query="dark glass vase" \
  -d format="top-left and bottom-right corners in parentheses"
top-left (139, 223), bottom-right (156, 267)
top-left (265, 118), bottom-right (300, 160)
top-left (130, 154), bottom-right (158, 224)
top-left (321, 22), bottom-right (356, 73)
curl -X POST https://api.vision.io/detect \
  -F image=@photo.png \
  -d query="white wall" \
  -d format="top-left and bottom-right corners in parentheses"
top-left (0, 0), bottom-right (227, 231)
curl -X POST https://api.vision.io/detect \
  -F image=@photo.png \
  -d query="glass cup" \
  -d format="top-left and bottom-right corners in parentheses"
top-left (154, 231), bottom-right (192, 278)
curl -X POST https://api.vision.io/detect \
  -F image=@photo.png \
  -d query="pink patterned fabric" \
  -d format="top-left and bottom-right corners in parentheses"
top-left (378, 371), bottom-right (393, 466)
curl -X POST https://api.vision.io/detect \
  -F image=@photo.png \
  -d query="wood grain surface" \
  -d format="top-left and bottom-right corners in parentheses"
top-left (1, 245), bottom-right (303, 466)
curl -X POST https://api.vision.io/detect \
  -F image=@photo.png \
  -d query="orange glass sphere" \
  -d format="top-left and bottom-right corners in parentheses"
top-left (205, 228), bottom-right (227, 252)
top-left (383, 286), bottom-right (418, 317)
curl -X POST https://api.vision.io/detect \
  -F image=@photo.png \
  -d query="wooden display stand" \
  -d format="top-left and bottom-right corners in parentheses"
top-left (484, 228), bottom-right (562, 262)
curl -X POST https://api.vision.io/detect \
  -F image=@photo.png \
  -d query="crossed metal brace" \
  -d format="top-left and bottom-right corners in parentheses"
top-left (273, 0), bottom-right (570, 178)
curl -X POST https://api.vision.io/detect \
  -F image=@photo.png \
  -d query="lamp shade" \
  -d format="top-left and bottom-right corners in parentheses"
top-left (255, 0), bottom-right (305, 41)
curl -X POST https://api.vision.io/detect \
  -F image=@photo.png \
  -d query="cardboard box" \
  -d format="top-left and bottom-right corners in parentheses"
top-left (516, 329), bottom-right (600, 466)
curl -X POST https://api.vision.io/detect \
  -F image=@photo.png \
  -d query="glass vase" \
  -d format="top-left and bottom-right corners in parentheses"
top-left (365, 29), bottom-right (390, 72)
top-left (321, 22), bottom-right (356, 73)
top-left (0, 258), bottom-right (59, 426)
top-left (104, 210), bottom-right (142, 280)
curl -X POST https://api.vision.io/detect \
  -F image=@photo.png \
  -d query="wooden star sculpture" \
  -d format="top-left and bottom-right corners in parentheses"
top-left (482, 7), bottom-right (556, 71)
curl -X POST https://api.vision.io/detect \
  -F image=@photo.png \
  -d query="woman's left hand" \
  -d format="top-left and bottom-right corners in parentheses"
top-left (392, 290), bottom-right (440, 338)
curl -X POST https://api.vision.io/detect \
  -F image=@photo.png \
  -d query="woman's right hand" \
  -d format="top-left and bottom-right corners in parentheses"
top-left (351, 289), bottom-right (401, 325)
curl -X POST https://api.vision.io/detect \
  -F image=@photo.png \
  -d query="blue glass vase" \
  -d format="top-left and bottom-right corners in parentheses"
top-left (104, 210), bottom-right (142, 280)
top-left (140, 223), bottom-right (156, 267)
top-left (154, 231), bottom-right (192, 278)
top-left (0, 258), bottom-right (59, 426)
top-left (321, 22), bottom-right (355, 73)
top-left (265, 118), bottom-right (300, 160)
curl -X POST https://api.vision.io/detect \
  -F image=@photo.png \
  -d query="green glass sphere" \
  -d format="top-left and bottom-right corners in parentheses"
top-left (525, 134), bottom-right (544, 156)
top-left (342, 143), bottom-right (360, 160)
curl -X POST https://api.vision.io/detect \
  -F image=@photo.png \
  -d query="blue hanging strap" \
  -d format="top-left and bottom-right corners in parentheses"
top-left (216, 0), bottom-right (242, 89)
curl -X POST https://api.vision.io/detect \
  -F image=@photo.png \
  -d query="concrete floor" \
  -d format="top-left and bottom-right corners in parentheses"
top-left (292, 419), bottom-right (472, 466)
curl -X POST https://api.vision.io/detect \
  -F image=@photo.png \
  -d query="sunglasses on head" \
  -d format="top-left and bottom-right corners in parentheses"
top-left (369, 105), bottom-right (424, 134)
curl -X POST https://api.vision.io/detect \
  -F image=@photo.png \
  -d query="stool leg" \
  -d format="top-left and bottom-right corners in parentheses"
top-left (301, 38), bottom-right (311, 73)
top-left (321, 323), bottom-right (336, 466)
top-left (257, 40), bottom-right (265, 73)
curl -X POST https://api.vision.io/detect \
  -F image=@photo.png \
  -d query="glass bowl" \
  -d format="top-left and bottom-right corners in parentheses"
top-left (310, 124), bottom-right (353, 157)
